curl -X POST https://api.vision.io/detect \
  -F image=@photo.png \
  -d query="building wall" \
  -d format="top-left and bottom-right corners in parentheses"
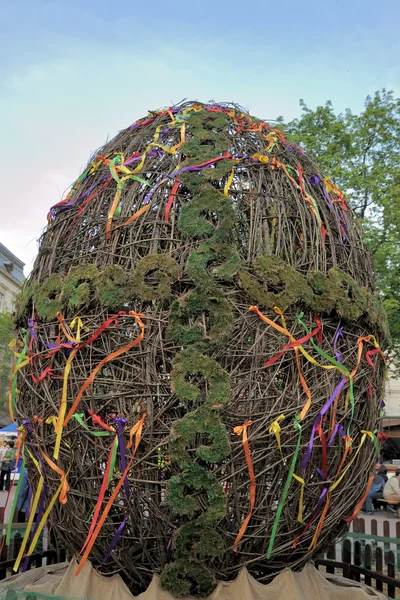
top-left (0, 243), bottom-right (25, 313)
top-left (385, 375), bottom-right (400, 417)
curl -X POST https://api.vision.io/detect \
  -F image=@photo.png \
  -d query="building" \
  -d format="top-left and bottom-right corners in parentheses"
top-left (0, 243), bottom-right (25, 313)
top-left (381, 371), bottom-right (400, 466)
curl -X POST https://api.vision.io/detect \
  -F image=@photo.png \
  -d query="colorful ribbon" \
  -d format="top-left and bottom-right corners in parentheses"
top-left (269, 415), bottom-right (285, 459)
top-left (13, 449), bottom-right (45, 571)
top-left (79, 436), bottom-right (119, 554)
top-left (233, 421), bottom-right (255, 552)
top-left (75, 413), bottom-right (146, 576)
top-left (8, 334), bottom-right (29, 422)
top-left (63, 311), bottom-right (145, 426)
top-left (266, 419), bottom-right (302, 558)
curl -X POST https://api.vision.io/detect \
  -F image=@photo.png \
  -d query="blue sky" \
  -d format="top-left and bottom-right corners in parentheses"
top-left (1, 0), bottom-right (399, 272)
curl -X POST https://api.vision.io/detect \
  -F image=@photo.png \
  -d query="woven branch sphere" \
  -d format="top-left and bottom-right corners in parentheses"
top-left (14, 102), bottom-right (388, 597)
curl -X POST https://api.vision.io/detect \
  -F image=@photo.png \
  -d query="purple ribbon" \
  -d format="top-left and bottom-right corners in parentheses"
top-left (301, 377), bottom-right (347, 469)
top-left (309, 176), bottom-right (347, 242)
top-left (328, 423), bottom-right (346, 447)
top-left (100, 417), bottom-right (131, 564)
top-left (28, 318), bottom-right (76, 350)
top-left (100, 516), bottom-right (127, 565)
top-left (315, 467), bottom-right (326, 480)
top-left (114, 418), bottom-right (130, 500)
top-left (333, 326), bottom-right (344, 363)
top-left (296, 486), bottom-right (328, 546)
top-left (28, 318), bottom-right (37, 340)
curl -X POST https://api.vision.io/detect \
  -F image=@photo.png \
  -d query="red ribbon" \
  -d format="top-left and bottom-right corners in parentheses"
top-left (263, 321), bottom-right (322, 368)
top-left (87, 410), bottom-right (115, 433)
top-left (164, 177), bottom-right (180, 222)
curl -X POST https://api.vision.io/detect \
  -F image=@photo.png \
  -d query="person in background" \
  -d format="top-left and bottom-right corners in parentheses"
top-left (362, 472), bottom-right (385, 514)
top-left (0, 441), bottom-right (8, 464)
top-left (373, 465), bottom-right (389, 510)
top-left (378, 465), bottom-right (388, 483)
top-left (15, 468), bottom-right (29, 522)
top-left (383, 468), bottom-right (400, 516)
top-left (0, 442), bottom-right (16, 492)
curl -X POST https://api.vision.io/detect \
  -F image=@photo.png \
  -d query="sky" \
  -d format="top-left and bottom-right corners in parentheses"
top-left (1, 0), bottom-right (399, 274)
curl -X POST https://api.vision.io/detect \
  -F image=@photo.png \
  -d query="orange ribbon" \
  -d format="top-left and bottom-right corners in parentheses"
top-left (64, 312), bottom-right (145, 426)
top-left (40, 449), bottom-right (70, 504)
top-left (250, 306), bottom-right (312, 419)
top-left (309, 434), bottom-right (353, 550)
top-left (344, 474), bottom-right (375, 523)
top-left (111, 204), bottom-right (150, 232)
top-left (75, 412), bottom-right (146, 576)
top-left (164, 177), bottom-right (180, 222)
top-left (127, 415), bottom-right (147, 451)
top-left (233, 421), bottom-right (255, 552)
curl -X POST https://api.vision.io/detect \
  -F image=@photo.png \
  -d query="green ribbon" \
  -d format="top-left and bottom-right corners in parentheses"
top-left (266, 418), bottom-right (302, 559)
top-left (71, 413), bottom-right (110, 436)
top-left (7, 456), bottom-right (25, 545)
top-left (109, 154), bottom-right (151, 190)
top-left (10, 331), bottom-right (29, 420)
top-left (371, 429), bottom-right (381, 456)
top-left (296, 314), bottom-right (355, 423)
top-left (107, 437), bottom-right (119, 486)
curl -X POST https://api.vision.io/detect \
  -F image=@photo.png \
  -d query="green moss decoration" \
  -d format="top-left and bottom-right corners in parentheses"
top-left (178, 185), bottom-right (235, 240)
top-left (95, 265), bottom-right (130, 308)
top-left (14, 284), bottom-right (34, 320)
top-left (181, 110), bottom-right (230, 163)
top-left (173, 523), bottom-right (225, 559)
top-left (168, 289), bottom-right (234, 348)
top-left (63, 264), bottom-right (99, 310)
top-left (171, 408), bottom-right (230, 464)
top-left (34, 274), bottom-right (63, 320)
top-left (130, 254), bottom-right (180, 301)
top-left (171, 348), bottom-right (230, 408)
top-left (254, 255), bottom-right (314, 308)
top-left (186, 240), bottom-right (241, 283)
top-left (165, 338), bottom-right (230, 593)
top-left (167, 461), bottom-right (227, 518)
top-left (160, 560), bottom-right (215, 597)
top-left (237, 255), bottom-right (389, 337)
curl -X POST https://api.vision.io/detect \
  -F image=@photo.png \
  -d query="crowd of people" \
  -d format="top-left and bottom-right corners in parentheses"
top-left (362, 465), bottom-right (400, 516)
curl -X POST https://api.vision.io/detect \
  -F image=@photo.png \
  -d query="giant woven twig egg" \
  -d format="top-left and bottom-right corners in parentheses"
top-left (13, 102), bottom-right (388, 596)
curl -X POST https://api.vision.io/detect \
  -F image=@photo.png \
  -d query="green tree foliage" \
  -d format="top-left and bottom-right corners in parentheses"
top-left (0, 312), bottom-right (13, 408)
top-left (278, 90), bottom-right (400, 370)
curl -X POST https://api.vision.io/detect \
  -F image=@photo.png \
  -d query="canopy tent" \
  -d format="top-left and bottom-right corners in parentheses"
top-left (0, 423), bottom-right (18, 435)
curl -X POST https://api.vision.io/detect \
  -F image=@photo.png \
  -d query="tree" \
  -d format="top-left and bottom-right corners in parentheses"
top-left (0, 312), bottom-right (13, 411)
top-left (278, 90), bottom-right (400, 371)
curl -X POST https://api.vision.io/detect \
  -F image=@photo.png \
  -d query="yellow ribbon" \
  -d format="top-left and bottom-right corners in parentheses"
top-left (224, 168), bottom-right (235, 197)
top-left (70, 317), bottom-right (83, 342)
top-left (25, 450), bottom-right (72, 559)
top-left (46, 415), bottom-right (57, 429)
top-left (53, 316), bottom-right (84, 458)
top-left (308, 430), bottom-right (377, 550)
top-left (130, 125), bottom-right (162, 174)
top-left (292, 474), bottom-right (305, 523)
top-left (252, 153), bottom-right (269, 163)
top-left (269, 414), bottom-right (285, 457)
top-left (13, 449), bottom-right (45, 571)
top-left (54, 347), bottom-right (78, 460)
top-left (329, 430), bottom-right (375, 493)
